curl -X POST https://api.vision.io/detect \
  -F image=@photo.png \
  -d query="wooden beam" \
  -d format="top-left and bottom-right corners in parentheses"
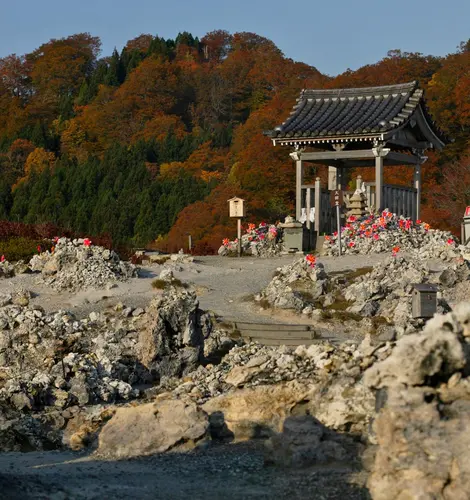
top-left (386, 151), bottom-right (420, 165)
top-left (299, 149), bottom-right (420, 166)
top-left (299, 150), bottom-right (376, 161)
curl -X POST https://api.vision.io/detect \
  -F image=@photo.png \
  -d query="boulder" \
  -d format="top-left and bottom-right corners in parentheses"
top-left (365, 306), bottom-right (470, 499)
top-left (97, 397), bottom-right (209, 458)
top-left (264, 415), bottom-right (358, 468)
top-left (202, 381), bottom-right (310, 440)
top-left (138, 286), bottom-right (211, 379)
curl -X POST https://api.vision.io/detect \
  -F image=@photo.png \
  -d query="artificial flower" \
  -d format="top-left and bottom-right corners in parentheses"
top-left (305, 254), bottom-right (316, 268)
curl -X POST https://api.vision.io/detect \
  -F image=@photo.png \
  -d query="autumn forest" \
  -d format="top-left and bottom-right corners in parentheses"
top-left (0, 31), bottom-right (469, 253)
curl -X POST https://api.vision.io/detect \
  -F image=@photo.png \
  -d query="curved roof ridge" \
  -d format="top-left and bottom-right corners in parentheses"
top-left (301, 81), bottom-right (418, 99)
top-left (267, 81), bottom-right (449, 148)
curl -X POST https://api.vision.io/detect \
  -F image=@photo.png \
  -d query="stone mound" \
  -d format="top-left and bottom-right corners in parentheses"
top-left (323, 212), bottom-right (457, 258)
top-left (256, 256), bottom-right (329, 313)
top-left (0, 259), bottom-right (28, 279)
top-left (218, 223), bottom-right (283, 257)
top-left (29, 238), bottom-right (137, 291)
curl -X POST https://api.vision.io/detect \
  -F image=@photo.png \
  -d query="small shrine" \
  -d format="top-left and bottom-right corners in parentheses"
top-left (265, 81), bottom-right (450, 229)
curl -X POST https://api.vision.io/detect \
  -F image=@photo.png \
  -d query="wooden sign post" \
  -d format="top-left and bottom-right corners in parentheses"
top-left (228, 197), bottom-right (246, 257)
top-left (330, 190), bottom-right (344, 256)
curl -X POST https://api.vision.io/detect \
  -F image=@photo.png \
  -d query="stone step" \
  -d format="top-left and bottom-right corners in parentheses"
top-left (233, 322), bottom-right (312, 332)
top-left (243, 337), bottom-right (321, 346)
top-left (238, 329), bottom-right (316, 340)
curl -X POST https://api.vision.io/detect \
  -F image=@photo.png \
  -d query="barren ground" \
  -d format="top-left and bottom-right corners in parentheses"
top-left (0, 253), bottom-right (393, 499)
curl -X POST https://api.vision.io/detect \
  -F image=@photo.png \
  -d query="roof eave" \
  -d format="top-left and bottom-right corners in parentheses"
top-left (271, 133), bottom-right (385, 146)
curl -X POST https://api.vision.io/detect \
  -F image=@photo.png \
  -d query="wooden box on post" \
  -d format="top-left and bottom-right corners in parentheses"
top-left (412, 284), bottom-right (437, 319)
top-left (228, 197), bottom-right (246, 218)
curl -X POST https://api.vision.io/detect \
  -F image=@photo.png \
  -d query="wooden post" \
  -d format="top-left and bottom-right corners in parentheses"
top-left (188, 234), bottom-right (192, 252)
top-left (328, 166), bottom-right (337, 191)
top-left (314, 177), bottom-right (321, 235)
top-left (306, 187), bottom-right (311, 230)
top-left (375, 154), bottom-right (384, 212)
top-left (296, 159), bottom-right (303, 221)
top-left (414, 162), bottom-right (421, 221)
top-left (337, 165), bottom-right (344, 190)
top-left (237, 218), bottom-right (241, 257)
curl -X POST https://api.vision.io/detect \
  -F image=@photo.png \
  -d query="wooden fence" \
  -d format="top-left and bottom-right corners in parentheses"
top-left (301, 179), bottom-right (417, 238)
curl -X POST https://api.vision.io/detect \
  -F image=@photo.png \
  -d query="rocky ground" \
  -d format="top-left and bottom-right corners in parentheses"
top-left (1, 237), bottom-right (470, 499)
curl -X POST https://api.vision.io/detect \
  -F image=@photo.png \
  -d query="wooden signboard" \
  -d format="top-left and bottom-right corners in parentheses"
top-left (330, 190), bottom-right (343, 208)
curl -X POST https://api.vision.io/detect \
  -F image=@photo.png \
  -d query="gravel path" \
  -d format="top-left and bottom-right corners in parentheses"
top-left (174, 254), bottom-right (388, 326)
top-left (0, 254), bottom-right (388, 325)
top-left (0, 442), bottom-right (369, 500)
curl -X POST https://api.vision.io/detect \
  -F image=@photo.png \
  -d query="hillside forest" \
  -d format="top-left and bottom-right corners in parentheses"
top-left (0, 31), bottom-right (469, 253)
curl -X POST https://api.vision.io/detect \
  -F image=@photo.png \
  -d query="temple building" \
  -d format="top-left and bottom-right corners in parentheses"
top-left (266, 81), bottom-right (449, 232)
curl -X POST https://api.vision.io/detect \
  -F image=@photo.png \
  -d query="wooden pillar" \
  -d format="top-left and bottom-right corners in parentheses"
top-left (328, 165), bottom-right (343, 190)
top-left (328, 166), bottom-right (337, 191)
top-left (337, 165), bottom-right (344, 190)
top-left (375, 154), bottom-right (384, 212)
top-left (296, 159), bottom-right (303, 221)
top-left (306, 188), bottom-right (311, 230)
top-left (414, 162), bottom-right (421, 221)
top-left (314, 177), bottom-right (321, 234)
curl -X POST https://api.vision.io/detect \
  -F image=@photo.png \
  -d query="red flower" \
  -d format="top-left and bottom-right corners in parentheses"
top-left (348, 242), bottom-right (355, 248)
top-left (447, 238), bottom-right (455, 246)
top-left (222, 238), bottom-right (230, 246)
top-left (305, 254), bottom-right (316, 268)
top-left (37, 245), bottom-right (42, 253)
top-left (416, 220), bottom-right (422, 225)
top-left (0, 255), bottom-right (5, 263)
top-left (373, 233), bottom-right (379, 241)
top-left (392, 246), bottom-right (400, 256)
top-left (83, 238), bottom-right (92, 247)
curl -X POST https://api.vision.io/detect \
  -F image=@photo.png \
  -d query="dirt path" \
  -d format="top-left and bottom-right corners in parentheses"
top-left (0, 253), bottom-right (388, 328)
top-left (175, 254), bottom-right (388, 326)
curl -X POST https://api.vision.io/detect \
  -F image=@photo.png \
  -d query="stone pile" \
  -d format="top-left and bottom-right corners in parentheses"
top-left (0, 260), bottom-right (14, 278)
top-left (0, 259), bottom-right (28, 279)
top-left (342, 254), bottom-right (470, 335)
top-left (0, 285), bottom-right (222, 451)
top-left (323, 212), bottom-right (458, 259)
top-left (218, 223), bottom-right (284, 257)
top-left (256, 256), bottom-right (329, 313)
top-left (163, 335), bottom-right (386, 439)
top-left (29, 238), bottom-right (137, 291)
top-left (365, 303), bottom-right (470, 499)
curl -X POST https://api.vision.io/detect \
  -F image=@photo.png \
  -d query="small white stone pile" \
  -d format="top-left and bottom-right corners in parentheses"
top-left (218, 223), bottom-right (284, 257)
top-left (0, 259), bottom-right (15, 278)
top-left (256, 255), bottom-right (328, 312)
top-left (342, 253), bottom-right (470, 334)
top-left (323, 211), bottom-right (458, 259)
top-left (29, 238), bottom-right (137, 291)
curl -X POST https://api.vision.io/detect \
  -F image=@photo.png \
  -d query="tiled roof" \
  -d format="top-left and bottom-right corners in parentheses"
top-left (268, 81), bottom-right (448, 146)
